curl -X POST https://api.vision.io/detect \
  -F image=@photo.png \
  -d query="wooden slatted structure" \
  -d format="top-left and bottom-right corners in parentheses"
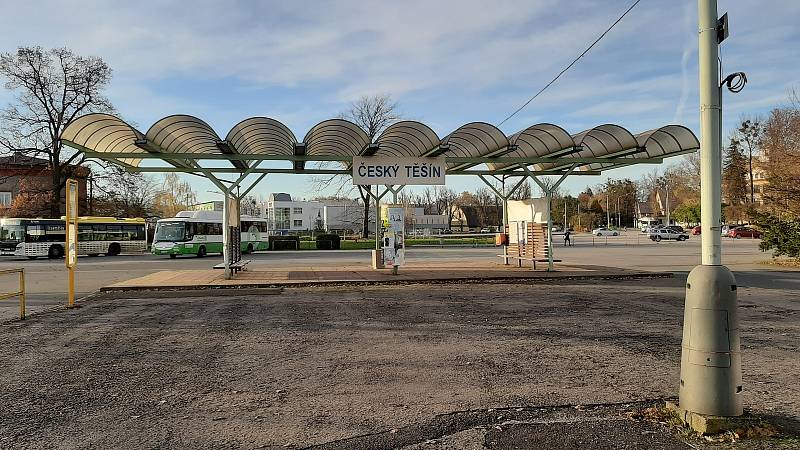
top-left (505, 223), bottom-right (553, 269)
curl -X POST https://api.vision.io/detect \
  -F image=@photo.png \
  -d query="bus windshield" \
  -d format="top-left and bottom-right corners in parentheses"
top-left (0, 224), bottom-right (24, 242)
top-left (154, 222), bottom-right (186, 242)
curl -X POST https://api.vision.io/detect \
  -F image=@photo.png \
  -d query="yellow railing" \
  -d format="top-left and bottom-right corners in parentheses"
top-left (0, 268), bottom-right (26, 320)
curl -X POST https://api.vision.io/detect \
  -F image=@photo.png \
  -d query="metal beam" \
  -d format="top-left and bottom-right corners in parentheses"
top-left (238, 173), bottom-right (267, 200)
top-left (123, 166), bottom-right (602, 176)
top-left (69, 150), bottom-right (666, 165)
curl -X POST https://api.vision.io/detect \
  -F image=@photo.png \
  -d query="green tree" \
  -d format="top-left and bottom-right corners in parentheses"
top-left (722, 137), bottom-right (748, 206)
top-left (673, 203), bottom-right (701, 225)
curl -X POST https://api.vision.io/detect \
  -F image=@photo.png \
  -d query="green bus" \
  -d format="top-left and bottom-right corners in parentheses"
top-left (152, 211), bottom-right (269, 258)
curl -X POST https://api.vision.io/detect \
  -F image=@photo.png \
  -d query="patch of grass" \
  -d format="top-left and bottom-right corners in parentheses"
top-left (758, 258), bottom-right (800, 268)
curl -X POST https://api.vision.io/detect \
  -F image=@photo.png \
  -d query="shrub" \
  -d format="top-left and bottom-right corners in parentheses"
top-left (753, 212), bottom-right (800, 260)
top-left (315, 234), bottom-right (341, 250)
top-left (269, 235), bottom-right (300, 250)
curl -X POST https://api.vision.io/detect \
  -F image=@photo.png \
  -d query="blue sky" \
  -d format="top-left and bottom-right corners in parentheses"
top-left (1, 0), bottom-right (798, 202)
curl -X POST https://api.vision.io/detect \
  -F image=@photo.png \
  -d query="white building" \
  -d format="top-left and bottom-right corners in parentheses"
top-left (263, 193), bottom-right (324, 234)
top-left (323, 199), bottom-right (373, 234)
top-left (403, 207), bottom-right (448, 234)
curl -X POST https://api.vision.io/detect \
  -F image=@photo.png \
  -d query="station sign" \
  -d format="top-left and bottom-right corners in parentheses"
top-left (65, 179), bottom-right (79, 269)
top-left (352, 156), bottom-right (446, 185)
top-left (381, 206), bottom-right (405, 267)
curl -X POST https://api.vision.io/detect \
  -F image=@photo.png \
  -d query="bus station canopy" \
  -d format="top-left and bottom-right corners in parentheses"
top-left (61, 113), bottom-right (700, 178)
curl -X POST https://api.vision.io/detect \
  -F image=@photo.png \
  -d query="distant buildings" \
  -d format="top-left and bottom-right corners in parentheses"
top-left (0, 153), bottom-right (89, 215)
top-left (751, 156), bottom-right (769, 205)
top-left (192, 192), bottom-right (453, 235)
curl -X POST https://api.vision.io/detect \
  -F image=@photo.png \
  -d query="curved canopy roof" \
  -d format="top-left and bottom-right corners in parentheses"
top-left (60, 113), bottom-right (145, 166)
top-left (488, 123), bottom-right (576, 171)
top-left (61, 113), bottom-right (699, 177)
top-left (583, 125), bottom-right (701, 171)
top-left (374, 121), bottom-right (440, 157)
top-left (225, 117), bottom-right (297, 156)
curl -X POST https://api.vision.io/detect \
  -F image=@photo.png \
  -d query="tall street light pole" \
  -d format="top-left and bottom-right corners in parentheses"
top-left (606, 178), bottom-right (611, 227)
top-left (679, 0), bottom-right (742, 418)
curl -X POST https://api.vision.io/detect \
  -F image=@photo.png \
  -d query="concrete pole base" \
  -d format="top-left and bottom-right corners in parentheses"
top-left (372, 250), bottom-right (384, 269)
top-left (679, 264), bottom-right (742, 417)
top-left (666, 401), bottom-right (756, 435)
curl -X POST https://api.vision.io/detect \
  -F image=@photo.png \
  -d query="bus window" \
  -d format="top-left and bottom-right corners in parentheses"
top-left (154, 222), bottom-right (185, 242)
top-left (208, 223), bottom-right (222, 235)
top-left (92, 224), bottom-right (107, 240)
top-left (0, 224), bottom-right (25, 242)
top-left (106, 225), bottom-right (122, 240)
top-left (79, 224), bottom-right (94, 241)
top-left (123, 225), bottom-right (144, 240)
top-left (186, 223), bottom-right (196, 240)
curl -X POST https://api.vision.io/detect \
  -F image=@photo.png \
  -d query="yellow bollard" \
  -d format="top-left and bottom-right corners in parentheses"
top-left (67, 267), bottom-right (75, 308)
top-left (19, 269), bottom-right (25, 320)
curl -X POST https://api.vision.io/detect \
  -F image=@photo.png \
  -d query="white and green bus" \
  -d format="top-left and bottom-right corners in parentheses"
top-left (151, 210), bottom-right (269, 258)
top-left (0, 217), bottom-right (147, 259)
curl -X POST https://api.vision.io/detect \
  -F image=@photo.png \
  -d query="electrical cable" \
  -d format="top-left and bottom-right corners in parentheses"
top-left (721, 72), bottom-right (747, 93)
top-left (497, 0), bottom-right (643, 127)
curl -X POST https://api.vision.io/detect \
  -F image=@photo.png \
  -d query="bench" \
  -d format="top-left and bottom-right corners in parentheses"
top-left (213, 259), bottom-right (252, 273)
top-left (499, 254), bottom-right (562, 270)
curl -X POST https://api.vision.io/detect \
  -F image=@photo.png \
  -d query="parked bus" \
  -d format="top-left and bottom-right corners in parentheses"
top-left (0, 217), bottom-right (147, 259)
top-left (151, 210), bottom-right (270, 258)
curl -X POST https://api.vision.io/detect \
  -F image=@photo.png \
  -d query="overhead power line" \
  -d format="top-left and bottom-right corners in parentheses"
top-left (497, 0), bottom-right (643, 127)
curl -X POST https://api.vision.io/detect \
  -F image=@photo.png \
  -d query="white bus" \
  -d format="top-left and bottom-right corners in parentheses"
top-left (0, 217), bottom-right (147, 259)
top-left (151, 210), bottom-right (270, 258)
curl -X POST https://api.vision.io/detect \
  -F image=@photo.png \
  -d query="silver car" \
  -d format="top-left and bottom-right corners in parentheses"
top-left (649, 228), bottom-right (689, 242)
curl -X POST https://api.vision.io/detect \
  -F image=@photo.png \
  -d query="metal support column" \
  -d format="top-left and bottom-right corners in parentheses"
top-left (222, 186), bottom-right (231, 279)
top-left (478, 175), bottom-right (528, 265)
top-left (366, 186), bottom-right (392, 268)
top-left (679, 0), bottom-right (741, 418)
top-left (525, 165), bottom-right (575, 271)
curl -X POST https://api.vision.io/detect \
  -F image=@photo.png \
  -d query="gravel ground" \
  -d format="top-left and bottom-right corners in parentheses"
top-left (0, 278), bottom-right (798, 449)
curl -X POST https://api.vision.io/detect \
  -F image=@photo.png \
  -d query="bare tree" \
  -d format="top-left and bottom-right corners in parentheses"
top-left (432, 186), bottom-right (457, 227)
top-left (0, 46), bottom-right (114, 216)
top-left (509, 179), bottom-right (532, 200)
top-left (311, 94), bottom-right (401, 237)
top-left (92, 165), bottom-right (159, 217)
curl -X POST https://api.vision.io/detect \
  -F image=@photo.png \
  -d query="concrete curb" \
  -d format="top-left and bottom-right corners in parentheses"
top-left (98, 271), bottom-right (674, 293)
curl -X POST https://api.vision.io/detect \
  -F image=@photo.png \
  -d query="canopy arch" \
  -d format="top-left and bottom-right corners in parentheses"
top-left (374, 121), bottom-right (440, 157)
top-left (59, 113), bottom-right (145, 166)
top-left (488, 123), bottom-right (577, 171)
top-left (584, 124), bottom-right (700, 171)
top-left (435, 122), bottom-right (510, 168)
top-left (537, 124), bottom-right (638, 172)
top-left (225, 117), bottom-right (297, 156)
top-left (303, 119), bottom-right (370, 157)
top-left (145, 115), bottom-right (222, 156)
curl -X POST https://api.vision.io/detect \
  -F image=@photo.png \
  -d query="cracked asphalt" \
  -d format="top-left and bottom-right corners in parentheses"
top-left (0, 276), bottom-right (798, 449)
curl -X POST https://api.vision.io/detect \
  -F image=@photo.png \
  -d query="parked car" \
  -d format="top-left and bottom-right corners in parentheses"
top-left (592, 227), bottom-right (618, 236)
top-left (691, 225), bottom-right (701, 235)
top-left (666, 225), bottom-right (685, 233)
top-left (728, 227), bottom-right (762, 239)
top-left (721, 224), bottom-right (739, 236)
top-left (649, 227), bottom-right (690, 242)
top-left (479, 227), bottom-right (492, 233)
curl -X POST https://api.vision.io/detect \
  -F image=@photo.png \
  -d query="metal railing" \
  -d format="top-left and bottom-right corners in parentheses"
top-left (0, 268), bottom-right (25, 320)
